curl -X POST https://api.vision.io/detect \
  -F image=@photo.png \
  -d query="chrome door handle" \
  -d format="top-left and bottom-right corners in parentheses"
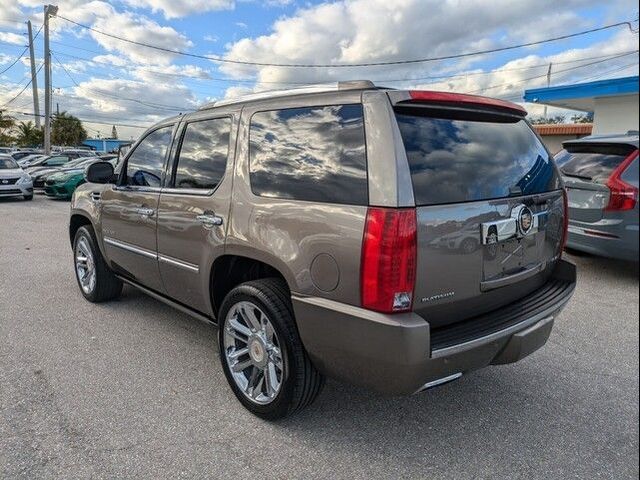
top-left (196, 213), bottom-right (223, 227)
top-left (136, 207), bottom-right (155, 218)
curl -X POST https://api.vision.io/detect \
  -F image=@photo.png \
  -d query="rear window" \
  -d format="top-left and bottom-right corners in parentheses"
top-left (554, 144), bottom-right (635, 184)
top-left (395, 107), bottom-right (560, 205)
top-left (249, 104), bottom-right (368, 205)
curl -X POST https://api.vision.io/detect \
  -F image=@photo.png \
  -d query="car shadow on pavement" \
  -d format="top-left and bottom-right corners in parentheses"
top-left (92, 280), bottom-right (636, 477)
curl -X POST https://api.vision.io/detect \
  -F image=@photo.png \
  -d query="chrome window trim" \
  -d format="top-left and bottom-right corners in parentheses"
top-left (158, 254), bottom-right (200, 273)
top-left (167, 115), bottom-right (233, 195)
top-left (103, 237), bottom-right (157, 259)
top-left (160, 187), bottom-right (214, 197)
top-left (113, 185), bottom-right (162, 193)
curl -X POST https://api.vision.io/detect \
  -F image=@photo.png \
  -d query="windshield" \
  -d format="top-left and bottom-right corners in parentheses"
top-left (0, 157), bottom-right (20, 169)
top-left (554, 144), bottom-right (636, 184)
top-left (395, 107), bottom-right (560, 205)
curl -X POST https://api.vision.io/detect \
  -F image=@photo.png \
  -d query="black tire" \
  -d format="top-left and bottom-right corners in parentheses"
top-left (218, 278), bottom-right (324, 420)
top-left (24, 194), bottom-right (33, 201)
top-left (73, 225), bottom-right (123, 302)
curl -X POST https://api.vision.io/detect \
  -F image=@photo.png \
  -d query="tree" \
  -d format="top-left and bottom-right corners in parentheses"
top-left (571, 112), bottom-right (594, 124)
top-left (529, 115), bottom-right (566, 125)
top-left (51, 111), bottom-right (87, 146)
top-left (0, 110), bottom-right (16, 145)
top-left (111, 125), bottom-right (118, 139)
top-left (15, 121), bottom-right (43, 147)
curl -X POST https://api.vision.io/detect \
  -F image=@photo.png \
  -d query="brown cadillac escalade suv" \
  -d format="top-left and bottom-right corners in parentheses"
top-left (70, 81), bottom-right (576, 419)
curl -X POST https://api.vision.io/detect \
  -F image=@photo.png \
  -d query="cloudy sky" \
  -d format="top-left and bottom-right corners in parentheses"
top-left (0, 0), bottom-right (638, 140)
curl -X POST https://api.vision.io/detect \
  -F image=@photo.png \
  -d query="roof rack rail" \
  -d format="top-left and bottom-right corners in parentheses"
top-left (199, 80), bottom-right (376, 110)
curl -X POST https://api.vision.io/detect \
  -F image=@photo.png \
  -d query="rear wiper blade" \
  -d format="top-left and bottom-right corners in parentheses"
top-left (560, 169), bottom-right (592, 181)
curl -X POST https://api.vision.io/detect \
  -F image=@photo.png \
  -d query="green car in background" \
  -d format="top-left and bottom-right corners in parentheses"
top-left (44, 158), bottom-right (116, 199)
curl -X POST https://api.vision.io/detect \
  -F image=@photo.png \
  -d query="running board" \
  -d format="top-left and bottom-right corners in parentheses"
top-left (415, 373), bottom-right (462, 393)
top-left (116, 275), bottom-right (216, 326)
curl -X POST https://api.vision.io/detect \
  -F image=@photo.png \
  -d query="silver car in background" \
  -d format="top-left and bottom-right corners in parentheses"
top-left (555, 133), bottom-right (639, 261)
top-left (0, 154), bottom-right (34, 200)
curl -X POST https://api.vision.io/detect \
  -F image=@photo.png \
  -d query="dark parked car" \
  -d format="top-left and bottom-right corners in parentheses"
top-left (555, 132), bottom-right (639, 261)
top-left (69, 82), bottom-right (575, 419)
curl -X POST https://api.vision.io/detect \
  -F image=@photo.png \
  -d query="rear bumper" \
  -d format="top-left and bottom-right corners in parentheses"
top-left (293, 259), bottom-right (576, 395)
top-left (567, 220), bottom-right (638, 261)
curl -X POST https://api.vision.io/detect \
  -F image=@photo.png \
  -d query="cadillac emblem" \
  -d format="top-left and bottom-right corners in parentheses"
top-left (511, 204), bottom-right (534, 236)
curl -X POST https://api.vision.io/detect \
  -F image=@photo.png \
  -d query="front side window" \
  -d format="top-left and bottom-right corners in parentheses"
top-left (249, 104), bottom-right (368, 205)
top-left (174, 117), bottom-right (230, 190)
top-left (125, 125), bottom-right (173, 187)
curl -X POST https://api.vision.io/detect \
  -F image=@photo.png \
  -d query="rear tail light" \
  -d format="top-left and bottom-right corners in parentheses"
top-left (561, 188), bottom-right (569, 256)
top-left (605, 150), bottom-right (639, 211)
top-left (361, 207), bottom-right (417, 313)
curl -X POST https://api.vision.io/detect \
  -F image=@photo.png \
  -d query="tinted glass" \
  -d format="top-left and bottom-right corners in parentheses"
top-left (125, 125), bottom-right (173, 187)
top-left (395, 109), bottom-right (560, 205)
top-left (174, 118), bottom-right (230, 190)
top-left (555, 144), bottom-right (636, 184)
top-left (46, 156), bottom-right (69, 166)
top-left (249, 104), bottom-right (367, 205)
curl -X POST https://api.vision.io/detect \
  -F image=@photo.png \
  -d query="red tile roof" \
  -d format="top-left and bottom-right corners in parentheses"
top-left (533, 123), bottom-right (593, 136)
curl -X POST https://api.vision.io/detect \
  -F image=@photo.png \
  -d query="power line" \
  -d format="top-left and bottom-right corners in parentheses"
top-left (1, 63), bottom-right (44, 108)
top-left (51, 48), bottom-right (640, 87)
top-left (468, 50), bottom-right (638, 94)
top-left (0, 25), bottom-right (42, 76)
top-left (5, 109), bottom-right (150, 129)
top-left (56, 15), bottom-right (637, 68)
top-left (52, 53), bottom-right (192, 113)
top-left (578, 61), bottom-right (639, 82)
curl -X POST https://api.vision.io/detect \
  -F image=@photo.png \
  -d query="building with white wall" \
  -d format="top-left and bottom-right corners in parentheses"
top-left (524, 76), bottom-right (639, 135)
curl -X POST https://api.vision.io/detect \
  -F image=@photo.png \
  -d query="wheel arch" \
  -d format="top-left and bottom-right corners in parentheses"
top-left (69, 212), bottom-right (93, 247)
top-left (209, 253), bottom-right (291, 319)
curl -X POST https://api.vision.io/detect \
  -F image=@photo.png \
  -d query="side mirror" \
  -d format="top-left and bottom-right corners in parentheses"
top-left (85, 161), bottom-right (115, 184)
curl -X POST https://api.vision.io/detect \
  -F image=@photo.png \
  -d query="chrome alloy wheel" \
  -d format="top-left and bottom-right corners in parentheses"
top-left (223, 301), bottom-right (284, 405)
top-left (75, 236), bottom-right (96, 294)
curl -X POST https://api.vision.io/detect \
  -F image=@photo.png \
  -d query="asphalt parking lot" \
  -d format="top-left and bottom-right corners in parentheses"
top-left (1, 195), bottom-right (638, 479)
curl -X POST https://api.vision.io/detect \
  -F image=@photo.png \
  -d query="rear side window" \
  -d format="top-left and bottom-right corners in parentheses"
top-left (554, 144), bottom-right (636, 184)
top-left (125, 125), bottom-right (173, 187)
top-left (395, 108), bottom-right (560, 205)
top-left (174, 117), bottom-right (230, 190)
top-left (249, 104), bottom-right (368, 205)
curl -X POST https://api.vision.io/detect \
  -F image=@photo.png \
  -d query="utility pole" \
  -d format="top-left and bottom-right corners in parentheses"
top-left (543, 62), bottom-right (552, 120)
top-left (43, 4), bottom-right (58, 155)
top-left (27, 20), bottom-right (41, 129)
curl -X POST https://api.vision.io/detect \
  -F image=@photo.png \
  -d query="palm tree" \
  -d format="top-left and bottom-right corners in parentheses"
top-left (15, 121), bottom-right (43, 147)
top-left (0, 110), bottom-right (16, 145)
top-left (51, 111), bottom-right (88, 146)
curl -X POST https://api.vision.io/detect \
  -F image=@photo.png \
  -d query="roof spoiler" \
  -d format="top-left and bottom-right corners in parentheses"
top-left (389, 90), bottom-right (528, 116)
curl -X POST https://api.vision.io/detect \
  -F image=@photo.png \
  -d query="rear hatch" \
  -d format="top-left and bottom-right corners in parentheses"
top-left (555, 143), bottom-right (637, 223)
top-left (391, 93), bottom-right (565, 328)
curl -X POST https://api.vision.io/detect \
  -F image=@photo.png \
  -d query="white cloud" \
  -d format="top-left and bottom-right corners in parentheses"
top-left (92, 54), bottom-right (129, 68)
top-left (123, 0), bottom-right (234, 19)
top-left (132, 64), bottom-right (212, 82)
top-left (0, 32), bottom-right (26, 46)
top-left (219, 0), bottom-right (636, 92)
top-left (204, 34), bottom-right (219, 42)
top-left (90, 11), bottom-right (193, 65)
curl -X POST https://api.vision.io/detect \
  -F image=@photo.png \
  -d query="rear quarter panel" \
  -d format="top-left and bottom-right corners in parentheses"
top-left (225, 93), bottom-right (367, 305)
